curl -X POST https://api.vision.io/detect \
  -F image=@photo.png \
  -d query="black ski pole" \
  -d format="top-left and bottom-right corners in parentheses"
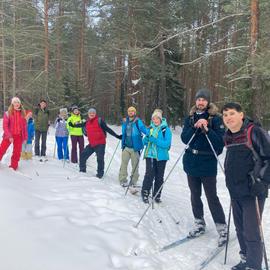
top-left (134, 131), bottom-right (197, 228)
top-left (224, 202), bottom-right (232, 264)
top-left (204, 131), bottom-right (225, 174)
top-left (151, 173), bottom-right (155, 210)
top-left (255, 197), bottom-right (269, 270)
top-left (203, 131), bottom-right (232, 265)
top-left (104, 140), bottom-right (120, 178)
top-left (63, 137), bottom-right (69, 168)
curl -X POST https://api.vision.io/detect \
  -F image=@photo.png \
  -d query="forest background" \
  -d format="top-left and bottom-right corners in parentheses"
top-left (0, 0), bottom-right (269, 128)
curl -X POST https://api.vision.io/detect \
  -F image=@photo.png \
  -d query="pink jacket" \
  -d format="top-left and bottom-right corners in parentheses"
top-left (3, 111), bottom-right (27, 141)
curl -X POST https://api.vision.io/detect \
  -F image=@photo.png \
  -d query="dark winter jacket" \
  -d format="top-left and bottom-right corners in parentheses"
top-left (121, 117), bottom-right (148, 152)
top-left (224, 119), bottom-right (270, 199)
top-left (181, 103), bottom-right (225, 177)
top-left (34, 107), bottom-right (49, 132)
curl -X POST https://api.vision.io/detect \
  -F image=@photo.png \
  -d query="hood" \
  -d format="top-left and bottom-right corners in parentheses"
top-left (189, 103), bottom-right (219, 116)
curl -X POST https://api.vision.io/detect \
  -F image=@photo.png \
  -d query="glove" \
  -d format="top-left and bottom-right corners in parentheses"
top-left (117, 134), bottom-right (122, 140)
top-left (250, 180), bottom-right (266, 196)
top-left (149, 136), bottom-right (157, 143)
top-left (249, 172), bottom-right (266, 196)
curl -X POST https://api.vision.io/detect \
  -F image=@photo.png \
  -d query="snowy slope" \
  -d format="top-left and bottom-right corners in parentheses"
top-left (0, 120), bottom-right (269, 270)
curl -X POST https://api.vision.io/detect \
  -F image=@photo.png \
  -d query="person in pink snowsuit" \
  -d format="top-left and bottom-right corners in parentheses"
top-left (0, 97), bottom-right (27, 170)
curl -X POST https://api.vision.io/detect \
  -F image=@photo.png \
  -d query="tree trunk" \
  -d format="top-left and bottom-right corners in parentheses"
top-left (159, 38), bottom-right (167, 116)
top-left (250, 0), bottom-right (261, 122)
top-left (12, 0), bottom-right (16, 96)
top-left (56, 0), bottom-right (63, 80)
top-left (78, 0), bottom-right (87, 81)
top-left (127, 5), bottom-right (140, 109)
top-left (114, 50), bottom-right (124, 122)
top-left (44, 0), bottom-right (49, 95)
top-left (1, 0), bottom-right (7, 111)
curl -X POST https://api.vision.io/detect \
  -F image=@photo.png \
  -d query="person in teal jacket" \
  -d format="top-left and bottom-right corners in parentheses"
top-left (141, 109), bottom-right (172, 204)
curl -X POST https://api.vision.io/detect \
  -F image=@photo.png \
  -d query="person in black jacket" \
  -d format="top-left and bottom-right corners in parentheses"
top-left (222, 102), bottom-right (270, 270)
top-left (181, 88), bottom-right (227, 246)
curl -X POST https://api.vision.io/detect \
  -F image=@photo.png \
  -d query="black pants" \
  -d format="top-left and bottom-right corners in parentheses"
top-left (35, 130), bottom-right (48, 156)
top-left (79, 144), bottom-right (105, 176)
top-left (142, 158), bottom-right (167, 199)
top-left (187, 175), bottom-right (226, 224)
top-left (232, 197), bottom-right (265, 270)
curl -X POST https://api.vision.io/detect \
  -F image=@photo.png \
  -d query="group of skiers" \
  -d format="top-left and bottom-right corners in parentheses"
top-left (0, 90), bottom-right (270, 270)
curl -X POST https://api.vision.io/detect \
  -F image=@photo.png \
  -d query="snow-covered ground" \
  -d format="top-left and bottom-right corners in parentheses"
top-left (0, 120), bottom-right (269, 270)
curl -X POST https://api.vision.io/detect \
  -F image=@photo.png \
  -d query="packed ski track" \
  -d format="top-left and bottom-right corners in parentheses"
top-left (0, 119), bottom-right (269, 270)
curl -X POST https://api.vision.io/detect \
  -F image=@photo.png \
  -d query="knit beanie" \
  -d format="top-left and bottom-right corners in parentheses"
top-left (152, 109), bottom-right (163, 120)
top-left (127, 106), bottom-right (136, 114)
top-left (59, 108), bottom-right (68, 115)
top-left (88, 108), bottom-right (97, 114)
top-left (71, 105), bottom-right (79, 112)
top-left (195, 89), bottom-right (211, 103)
top-left (11, 97), bottom-right (21, 105)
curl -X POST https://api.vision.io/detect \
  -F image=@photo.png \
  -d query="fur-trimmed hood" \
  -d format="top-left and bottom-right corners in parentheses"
top-left (189, 103), bottom-right (219, 116)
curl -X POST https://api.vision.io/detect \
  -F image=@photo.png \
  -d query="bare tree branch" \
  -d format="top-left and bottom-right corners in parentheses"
top-left (170, 46), bottom-right (249, 66)
top-left (142, 13), bottom-right (248, 55)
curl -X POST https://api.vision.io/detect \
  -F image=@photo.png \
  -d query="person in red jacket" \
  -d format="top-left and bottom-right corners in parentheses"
top-left (79, 108), bottom-right (122, 178)
top-left (0, 97), bottom-right (28, 170)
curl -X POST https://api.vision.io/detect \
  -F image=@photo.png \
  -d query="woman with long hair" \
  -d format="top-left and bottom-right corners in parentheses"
top-left (0, 97), bottom-right (27, 170)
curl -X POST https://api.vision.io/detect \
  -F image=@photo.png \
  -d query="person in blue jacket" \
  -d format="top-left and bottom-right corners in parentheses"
top-left (181, 88), bottom-right (227, 247)
top-left (21, 110), bottom-right (35, 160)
top-left (141, 109), bottom-right (172, 204)
top-left (118, 106), bottom-right (148, 187)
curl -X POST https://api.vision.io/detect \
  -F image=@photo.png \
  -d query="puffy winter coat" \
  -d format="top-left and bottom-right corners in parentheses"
top-left (67, 113), bottom-right (83, 136)
top-left (2, 110), bottom-right (27, 141)
top-left (224, 119), bottom-right (270, 199)
top-left (121, 117), bottom-right (147, 152)
top-left (85, 116), bottom-right (106, 147)
top-left (143, 118), bottom-right (172, 161)
top-left (27, 118), bottom-right (35, 144)
top-left (55, 117), bottom-right (69, 137)
top-left (181, 103), bottom-right (225, 177)
top-left (34, 107), bottom-right (49, 132)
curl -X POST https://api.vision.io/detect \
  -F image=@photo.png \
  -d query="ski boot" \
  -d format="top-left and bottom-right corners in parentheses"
top-left (188, 218), bottom-right (206, 238)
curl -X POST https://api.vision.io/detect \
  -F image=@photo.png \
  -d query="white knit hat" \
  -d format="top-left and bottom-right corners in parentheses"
top-left (152, 109), bottom-right (163, 120)
top-left (11, 97), bottom-right (21, 105)
top-left (59, 108), bottom-right (68, 115)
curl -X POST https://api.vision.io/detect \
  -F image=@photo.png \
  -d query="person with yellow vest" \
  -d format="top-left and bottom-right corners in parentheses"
top-left (67, 105), bottom-right (84, 163)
